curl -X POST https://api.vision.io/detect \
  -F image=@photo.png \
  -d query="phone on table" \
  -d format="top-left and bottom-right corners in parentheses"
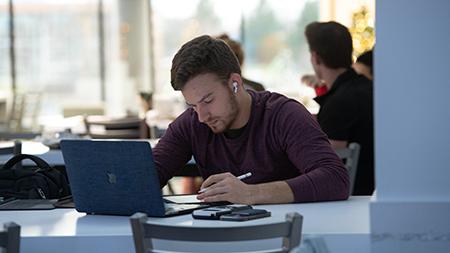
top-left (220, 209), bottom-right (271, 221)
top-left (192, 204), bottom-right (252, 220)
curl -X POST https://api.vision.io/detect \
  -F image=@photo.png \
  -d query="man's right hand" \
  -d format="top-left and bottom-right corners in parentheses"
top-left (301, 74), bottom-right (324, 88)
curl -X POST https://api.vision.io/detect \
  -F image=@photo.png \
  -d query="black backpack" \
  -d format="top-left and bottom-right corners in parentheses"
top-left (0, 154), bottom-right (70, 199)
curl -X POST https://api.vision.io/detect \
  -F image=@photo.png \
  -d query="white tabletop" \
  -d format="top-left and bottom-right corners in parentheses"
top-left (0, 196), bottom-right (371, 253)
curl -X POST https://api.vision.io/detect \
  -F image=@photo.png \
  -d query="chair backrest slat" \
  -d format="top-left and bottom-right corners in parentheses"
top-left (335, 142), bottom-right (361, 195)
top-left (130, 212), bottom-right (302, 253)
top-left (0, 222), bottom-right (20, 253)
top-left (145, 222), bottom-right (291, 241)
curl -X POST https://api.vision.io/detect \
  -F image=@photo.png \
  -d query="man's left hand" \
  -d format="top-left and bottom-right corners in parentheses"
top-left (196, 172), bottom-right (255, 205)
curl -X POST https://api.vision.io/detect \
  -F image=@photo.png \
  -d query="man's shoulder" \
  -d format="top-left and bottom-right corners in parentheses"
top-left (346, 75), bottom-right (372, 92)
top-left (252, 91), bottom-right (300, 110)
top-left (251, 91), bottom-right (309, 121)
top-left (331, 75), bottom-right (372, 102)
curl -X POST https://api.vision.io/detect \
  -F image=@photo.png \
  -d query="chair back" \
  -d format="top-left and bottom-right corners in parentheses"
top-left (7, 93), bottom-right (41, 132)
top-left (335, 142), bottom-right (361, 195)
top-left (0, 140), bottom-right (22, 169)
top-left (130, 212), bottom-right (303, 253)
top-left (84, 115), bottom-right (148, 139)
top-left (0, 140), bottom-right (21, 155)
top-left (0, 222), bottom-right (20, 253)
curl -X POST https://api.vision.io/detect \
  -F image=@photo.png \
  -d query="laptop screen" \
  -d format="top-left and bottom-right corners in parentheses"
top-left (60, 139), bottom-right (167, 216)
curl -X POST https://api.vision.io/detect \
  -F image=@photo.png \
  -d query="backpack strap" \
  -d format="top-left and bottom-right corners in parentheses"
top-left (2, 154), bottom-right (52, 171)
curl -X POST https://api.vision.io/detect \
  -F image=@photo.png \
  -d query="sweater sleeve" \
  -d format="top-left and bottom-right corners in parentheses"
top-left (152, 110), bottom-right (193, 187)
top-left (277, 101), bottom-right (350, 202)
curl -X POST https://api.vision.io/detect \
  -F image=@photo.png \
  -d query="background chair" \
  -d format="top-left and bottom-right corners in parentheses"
top-left (0, 93), bottom-right (42, 132)
top-left (0, 140), bottom-right (21, 156)
top-left (0, 140), bottom-right (22, 170)
top-left (84, 115), bottom-right (149, 139)
top-left (0, 222), bottom-right (20, 253)
top-left (0, 93), bottom-right (42, 139)
top-left (130, 212), bottom-right (303, 253)
top-left (334, 142), bottom-right (361, 195)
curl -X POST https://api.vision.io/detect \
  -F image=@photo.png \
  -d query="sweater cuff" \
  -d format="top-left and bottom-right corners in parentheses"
top-left (285, 176), bottom-right (317, 203)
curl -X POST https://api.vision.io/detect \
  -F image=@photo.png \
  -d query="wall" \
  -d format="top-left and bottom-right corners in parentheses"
top-left (371, 0), bottom-right (450, 252)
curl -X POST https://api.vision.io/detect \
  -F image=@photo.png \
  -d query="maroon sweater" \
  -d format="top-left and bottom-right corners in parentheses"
top-left (153, 91), bottom-right (349, 202)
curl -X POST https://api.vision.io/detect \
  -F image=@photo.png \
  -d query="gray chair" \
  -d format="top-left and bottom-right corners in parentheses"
top-left (2, 92), bottom-right (42, 132)
top-left (130, 212), bottom-right (303, 253)
top-left (0, 140), bottom-right (22, 170)
top-left (84, 115), bottom-right (148, 139)
top-left (0, 140), bottom-right (21, 155)
top-left (335, 142), bottom-right (361, 195)
top-left (0, 222), bottom-right (20, 253)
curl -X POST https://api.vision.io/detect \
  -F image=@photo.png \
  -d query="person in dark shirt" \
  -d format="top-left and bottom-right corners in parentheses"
top-left (153, 35), bottom-right (349, 204)
top-left (215, 34), bottom-right (265, 92)
top-left (353, 50), bottom-right (373, 81)
top-left (305, 21), bottom-right (374, 195)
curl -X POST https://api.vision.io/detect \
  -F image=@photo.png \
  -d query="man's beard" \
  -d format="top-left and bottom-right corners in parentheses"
top-left (209, 95), bottom-right (239, 133)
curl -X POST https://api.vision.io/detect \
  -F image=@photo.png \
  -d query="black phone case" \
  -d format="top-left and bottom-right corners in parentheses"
top-left (192, 205), bottom-right (252, 220)
top-left (219, 209), bottom-right (271, 221)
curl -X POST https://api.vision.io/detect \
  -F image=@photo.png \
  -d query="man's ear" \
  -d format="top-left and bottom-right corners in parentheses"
top-left (228, 73), bottom-right (243, 88)
top-left (312, 51), bottom-right (322, 65)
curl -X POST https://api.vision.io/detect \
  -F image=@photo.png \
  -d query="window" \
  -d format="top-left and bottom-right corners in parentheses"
top-left (151, 0), bottom-right (319, 99)
top-left (13, 0), bottom-right (101, 117)
top-left (0, 0), bottom-right (374, 129)
top-left (0, 0), bottom-right (11, 93)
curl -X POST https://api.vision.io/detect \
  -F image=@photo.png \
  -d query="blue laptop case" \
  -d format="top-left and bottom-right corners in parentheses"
top-left (60, 139), bottom-right (167, 216)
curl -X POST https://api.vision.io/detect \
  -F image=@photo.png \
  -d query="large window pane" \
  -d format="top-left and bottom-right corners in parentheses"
top-left (0, 0), bottom-right (11, 93)
top-left (0, 1), bottom-right (10, 124)
top-left (243, 0), bottom-right (318, 97)
top-left (13, 0), bottom-right (101, 117)
top-left (151, 0), bottom-right (318, 101)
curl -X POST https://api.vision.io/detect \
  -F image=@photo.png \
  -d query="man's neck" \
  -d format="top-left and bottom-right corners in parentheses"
top-left (322, 68), bottom-right (348, 89)
top-left (230, 91), bottom-right (252, 129)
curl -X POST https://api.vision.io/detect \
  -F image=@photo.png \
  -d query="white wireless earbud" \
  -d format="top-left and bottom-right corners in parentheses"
top-left (232, 82), bottom-right (238, 94)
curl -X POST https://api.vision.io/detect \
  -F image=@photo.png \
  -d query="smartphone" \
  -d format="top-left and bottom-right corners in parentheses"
top-left (192, 204), bottom-right (252, 220)
top-left (220, 208), bottom-right (271, 221)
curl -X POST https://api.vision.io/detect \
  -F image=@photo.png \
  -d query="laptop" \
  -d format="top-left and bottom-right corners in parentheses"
top-left (60, 139), bottom-right (210, 217)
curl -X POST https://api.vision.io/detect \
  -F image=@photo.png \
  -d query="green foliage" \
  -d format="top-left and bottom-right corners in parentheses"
top-left (287, 0), bottom-right (319, 60)
top-left (244, 0), bottom-right (283, 63)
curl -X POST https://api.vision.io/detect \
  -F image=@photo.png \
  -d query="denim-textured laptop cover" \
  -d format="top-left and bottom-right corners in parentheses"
top-left (60, 139), bottom-right (166, 216)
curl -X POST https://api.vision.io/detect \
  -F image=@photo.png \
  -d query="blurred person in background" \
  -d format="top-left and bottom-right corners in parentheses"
top-left (216, 34), bottom-right (265, 92)
top-left (305, 21), bottom-right (374, 195)
top-left (352, 49), bottom-right (373, 81)
top-left (301, 49), bottom-right (373, 97)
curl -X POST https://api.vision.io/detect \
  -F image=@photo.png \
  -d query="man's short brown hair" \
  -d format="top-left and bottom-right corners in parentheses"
top-left (170, 35), bottom-right (241, 90)
top-left (305, 21), bottom-right (353, 69)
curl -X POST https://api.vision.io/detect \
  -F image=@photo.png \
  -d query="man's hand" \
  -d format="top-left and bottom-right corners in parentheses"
top-left (301, 74), bottom-right (324, 88)
top-left (197, 172), bottom-right (255, 205)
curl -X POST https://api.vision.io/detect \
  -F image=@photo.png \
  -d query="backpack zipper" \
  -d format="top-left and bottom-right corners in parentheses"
top-left (37, 188), bottom-right (47, 199)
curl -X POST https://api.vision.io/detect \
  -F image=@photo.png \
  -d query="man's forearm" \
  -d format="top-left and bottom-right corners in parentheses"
top-left (248, 181), bottom-right (294, 204)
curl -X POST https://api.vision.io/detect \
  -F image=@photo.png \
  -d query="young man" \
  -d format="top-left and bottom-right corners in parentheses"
top-left (305, 22), bottom-right (374, 195)
top-left (153, 35), bottom-right (349, 204)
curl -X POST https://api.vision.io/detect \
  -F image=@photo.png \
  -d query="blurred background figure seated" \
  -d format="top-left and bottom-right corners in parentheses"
top-left (215, 33), bottom-right (266, 92)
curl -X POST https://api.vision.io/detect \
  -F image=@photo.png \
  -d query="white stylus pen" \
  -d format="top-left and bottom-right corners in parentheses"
top-left (198, 172), bottom-right (252, 193)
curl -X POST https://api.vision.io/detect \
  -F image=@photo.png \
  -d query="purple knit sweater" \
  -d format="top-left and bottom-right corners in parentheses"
top-left (153, 91), bottom-right (349, 202)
